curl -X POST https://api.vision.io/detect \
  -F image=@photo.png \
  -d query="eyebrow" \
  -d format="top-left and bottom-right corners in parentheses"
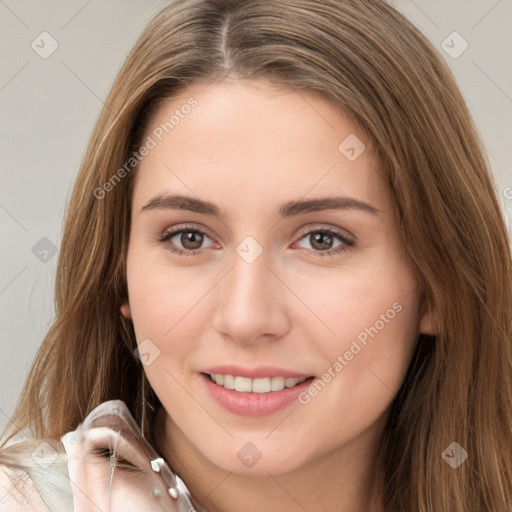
top-left (140, 193), bottom-right (380, 218)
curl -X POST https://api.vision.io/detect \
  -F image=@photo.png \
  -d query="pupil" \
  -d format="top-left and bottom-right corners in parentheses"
top-left (311, 232), bottom-right (332, 251)
top-left (181, 231), bottom-right (203, 250)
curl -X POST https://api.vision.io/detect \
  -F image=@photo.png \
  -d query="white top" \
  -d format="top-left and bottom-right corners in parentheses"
top-left (0, 400), bottom-right (208, 512)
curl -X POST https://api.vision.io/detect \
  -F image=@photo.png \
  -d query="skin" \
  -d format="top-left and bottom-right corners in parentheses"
top-left (122, 79), bottom-right (434, 512)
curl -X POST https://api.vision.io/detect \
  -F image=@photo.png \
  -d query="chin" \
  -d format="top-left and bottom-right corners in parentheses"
top-left (203, 436), bottom-right (312, 476)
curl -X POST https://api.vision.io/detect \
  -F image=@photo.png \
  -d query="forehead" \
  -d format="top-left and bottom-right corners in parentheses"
top-left (132, 79), bottom-right (386, 214)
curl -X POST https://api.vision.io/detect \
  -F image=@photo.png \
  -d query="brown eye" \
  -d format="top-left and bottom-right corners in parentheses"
top-left (159, 226), bottom-right (216, 255)
top-left (309, 232), bottom-right (334, 251)
top-left (180, 230), bottom-right (204, 250)
top-left (294, 228), bottom-right (355, 257)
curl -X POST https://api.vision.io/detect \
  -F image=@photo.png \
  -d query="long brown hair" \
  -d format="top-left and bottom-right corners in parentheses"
top-left (2, 1), bottom-right (511, 510)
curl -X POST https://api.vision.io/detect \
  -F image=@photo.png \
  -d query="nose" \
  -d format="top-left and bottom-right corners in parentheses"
top-left (212, 252), bottom-right (290, 345)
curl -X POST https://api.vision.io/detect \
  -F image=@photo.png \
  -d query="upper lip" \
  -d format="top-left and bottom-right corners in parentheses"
top-left (201, 365), bottom-right (313, 379)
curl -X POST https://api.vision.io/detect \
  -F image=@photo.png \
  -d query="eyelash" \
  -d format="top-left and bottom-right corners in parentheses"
top-left (158, 224), bottom-right (355, 257)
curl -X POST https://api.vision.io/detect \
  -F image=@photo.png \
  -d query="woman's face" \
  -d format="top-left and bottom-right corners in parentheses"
top-left (124, 79), bottom-right (430, 475)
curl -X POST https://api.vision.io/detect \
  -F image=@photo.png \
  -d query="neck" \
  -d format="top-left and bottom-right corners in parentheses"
top-left (154, 408), bottom-right (386, 512)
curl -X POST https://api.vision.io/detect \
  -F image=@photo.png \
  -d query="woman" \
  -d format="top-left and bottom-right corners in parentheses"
top-left (1, 0), bottom-right (511, 510)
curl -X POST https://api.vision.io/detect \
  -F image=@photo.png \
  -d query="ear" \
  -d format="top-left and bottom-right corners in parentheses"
top-left (419, 303), bottom-right (438, 335)
top-left (120, 302), bottom-right (132, 320)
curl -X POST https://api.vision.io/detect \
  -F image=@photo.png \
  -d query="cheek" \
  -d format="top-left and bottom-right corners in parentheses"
top-left (292, 255), bottom-right (419, 352)
top-left (126, 248), bottom-right (214, 342)
top-left (294, 252), bottom-right (420, 404)
top-left (125, 258), bottom-right (204, 407)
top-left (295, 297), bottom-right (418, 455)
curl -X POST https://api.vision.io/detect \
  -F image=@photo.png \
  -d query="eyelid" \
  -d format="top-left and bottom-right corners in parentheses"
top-left (159, 222), bottom-right (216, 240)
top-left (293, 223), bottom-right (355, 244)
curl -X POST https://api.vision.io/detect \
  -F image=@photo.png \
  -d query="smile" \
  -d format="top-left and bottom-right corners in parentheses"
top-left (207, 373), bottom-right (309, 393)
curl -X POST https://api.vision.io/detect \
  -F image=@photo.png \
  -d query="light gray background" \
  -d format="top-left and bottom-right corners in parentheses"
top-left (1, 0), bottom-right (511, 433)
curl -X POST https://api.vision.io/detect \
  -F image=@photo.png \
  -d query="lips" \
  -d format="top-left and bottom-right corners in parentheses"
top-left (201, 365), bottom-right (311, 380)
top-left (200, 365), bottom-right (315, 416)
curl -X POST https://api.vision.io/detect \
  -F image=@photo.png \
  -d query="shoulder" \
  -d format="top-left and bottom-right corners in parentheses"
top-left (0, 463), bottom-right (50, 511)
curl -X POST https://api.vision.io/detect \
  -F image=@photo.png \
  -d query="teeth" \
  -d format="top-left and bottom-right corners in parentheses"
top-left (234, 376), bottom-right (252, 392)
top-left (209, 374), bottom-right (307, 393)
top-left (271, 376), bottom-right (285, 391)
top-left (253, 378), bottom-right (271, 393)
top-left (223, 374), bottom-right (234, 389)
top-left (285, 377), bottom-right (300, 388)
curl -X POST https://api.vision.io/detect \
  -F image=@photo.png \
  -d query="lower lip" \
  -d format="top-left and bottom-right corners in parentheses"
top-left (200, 373), bottom-right (314, 417)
